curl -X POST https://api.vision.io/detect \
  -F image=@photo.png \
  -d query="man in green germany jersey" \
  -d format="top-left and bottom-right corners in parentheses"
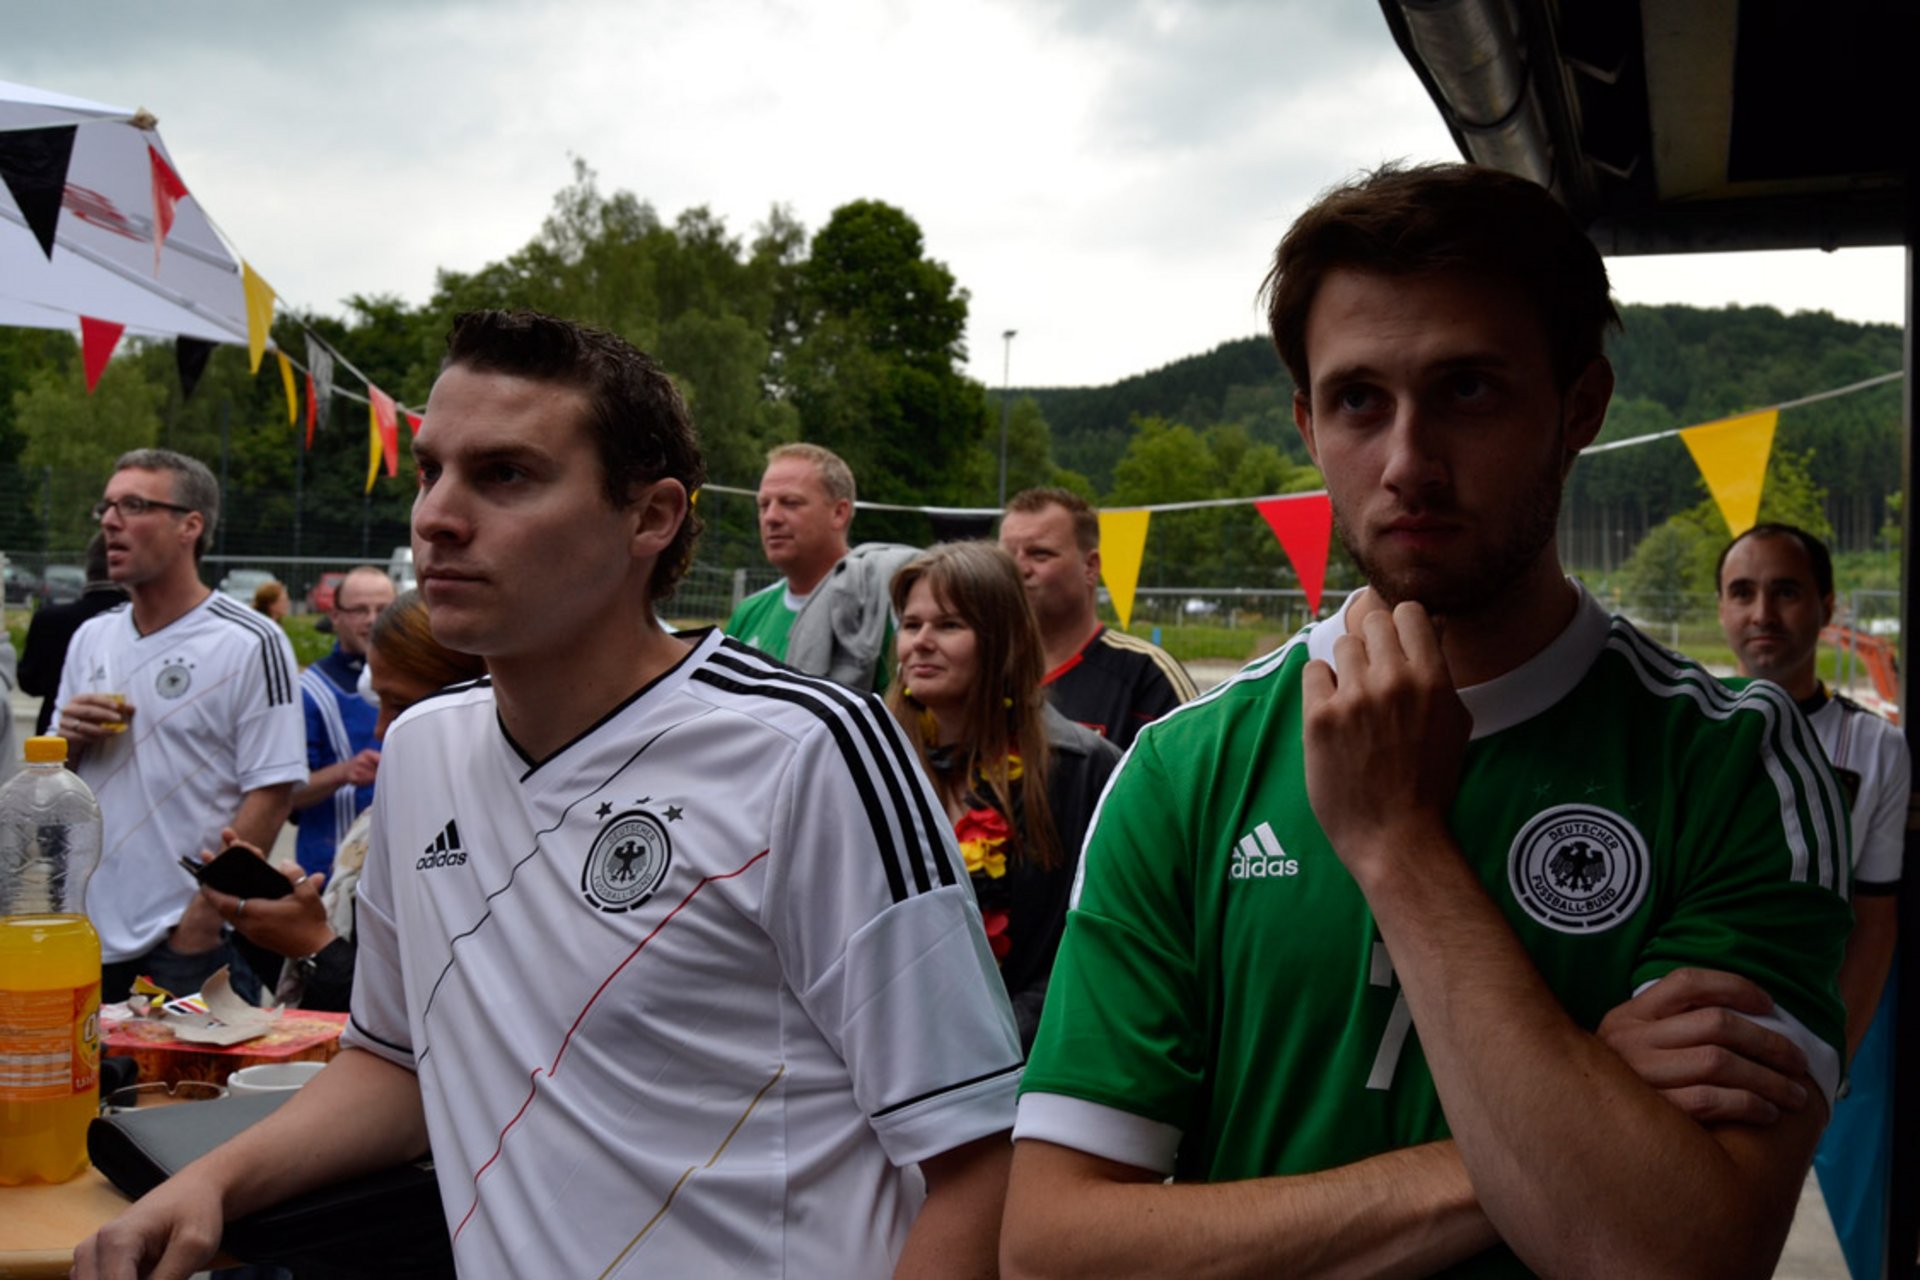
top-left (1002, 164), bottom-right (1853, 1279)
top-left (724, 442), bottom-right (896, 690)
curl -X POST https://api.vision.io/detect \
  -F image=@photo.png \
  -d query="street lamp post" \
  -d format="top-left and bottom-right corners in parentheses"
top-left (997, 329), bottom-right (1018, 509)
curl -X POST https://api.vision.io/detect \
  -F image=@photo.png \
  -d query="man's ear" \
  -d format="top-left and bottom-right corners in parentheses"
top-left (1292, 391), bottom-right (1320, 466)
top-left (629, 478), bottom-right (688, 561)
top-left (830, 497), bottom-right (854, 532)
top-left (1084, 546), bottom-right (1101, 589)
top-left (1821, 592), bottom-right (1836, 628)
top-left (1561, 356), bottom-right (1614, 456)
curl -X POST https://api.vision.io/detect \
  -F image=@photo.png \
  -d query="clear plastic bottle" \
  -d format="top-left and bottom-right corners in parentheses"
top-left (0, 735), bottom-right (104, 1185)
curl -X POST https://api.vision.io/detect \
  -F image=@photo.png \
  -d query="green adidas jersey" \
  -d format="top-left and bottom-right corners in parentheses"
top-left (1020, 587), bottom-right (1851, 1278)
top-left (725, 582), bottom-right (800, 661)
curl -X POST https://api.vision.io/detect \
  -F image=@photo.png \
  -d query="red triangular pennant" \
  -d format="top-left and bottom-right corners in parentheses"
top-left (403, 410), bottom-right (422, 436)
top-left (80, 317), bottom-right (127, 393)
top-left (369, 385), bottom-right (401, 477)
top-left (1254, 492), bottom-right (1334, 614)
top-left (0, 124), bottom-right (78, 259)
top-left (304, 372), bottom-right (318, 449)
top-left (148, 145), bottom-right (189, 272)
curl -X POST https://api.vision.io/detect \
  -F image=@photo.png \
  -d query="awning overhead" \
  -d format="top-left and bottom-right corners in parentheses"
top-left (1379, 0), bottom-right (1907, 255)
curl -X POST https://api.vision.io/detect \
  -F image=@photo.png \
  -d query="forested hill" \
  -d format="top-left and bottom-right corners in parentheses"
top-left (1019, 304), bottom-right (1904, 553)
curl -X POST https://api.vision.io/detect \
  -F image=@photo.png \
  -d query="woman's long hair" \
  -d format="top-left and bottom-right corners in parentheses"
top-left (887, 542), bottom-right (1059, 868)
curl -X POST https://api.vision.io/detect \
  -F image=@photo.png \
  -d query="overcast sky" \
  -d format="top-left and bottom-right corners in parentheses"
top-left (4, 0), bottom-right (1905, 389)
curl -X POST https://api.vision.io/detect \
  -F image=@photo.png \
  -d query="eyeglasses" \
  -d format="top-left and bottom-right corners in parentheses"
top-left (92, 495), bottom-right (195, 521)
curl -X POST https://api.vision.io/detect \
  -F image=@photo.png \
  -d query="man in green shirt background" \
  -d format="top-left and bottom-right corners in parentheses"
top-left (725, 443), bottom-right (903, 692)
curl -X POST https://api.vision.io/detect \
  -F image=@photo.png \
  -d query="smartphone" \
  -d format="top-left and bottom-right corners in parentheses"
top-left (180, 847), bottom-right (295, 900)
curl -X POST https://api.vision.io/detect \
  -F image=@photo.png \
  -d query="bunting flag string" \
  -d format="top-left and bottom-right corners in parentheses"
top-left (275, 349), bottom-right (298, 424)
top-left (0, 123), bottom-right (77, 259)
top-left (146, 144), bottom-right (188, 273)
top-left (175, 336), bottom-right (214, 400)
top-left (1097, 509), bottom-right (1153, 631)
top-left (239, 261), bottom-right (274, 373)
top-left (364, 385), bottom-right (399, 491)
top-left (1253, 493), bottom-right (1334, 613)
top-left (79, 316), bottom-right (124, 392)
top-left (305, 335), bottom-right (336, 433)
top-left (1680, 410), bottom-right (1778, 537)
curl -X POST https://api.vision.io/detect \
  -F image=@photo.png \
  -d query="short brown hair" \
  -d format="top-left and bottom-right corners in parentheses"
top-left (1005, 487), bottom-right (1098, 554)
top-left (767, 442), bottom-right (856, 505)
top-left (1261, 163), bottom-right (1620, 393)
top-left (443, 310), bottom-right (706, 602)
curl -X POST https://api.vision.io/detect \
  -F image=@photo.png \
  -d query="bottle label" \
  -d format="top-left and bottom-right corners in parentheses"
top-left (0, 983), bottom-right (102, 1100)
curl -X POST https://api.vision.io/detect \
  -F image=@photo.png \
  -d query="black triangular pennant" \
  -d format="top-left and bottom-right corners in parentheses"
top-left (0, 124), bottom-right (79, 260)
top-left (175, 337), bottom-right (215, 399)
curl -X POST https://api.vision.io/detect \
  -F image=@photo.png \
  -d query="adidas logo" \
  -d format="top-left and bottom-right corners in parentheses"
top-left (416, 818), bottom-right (468, 870)
top-left (1229, 821), bottom-right (1298, 880)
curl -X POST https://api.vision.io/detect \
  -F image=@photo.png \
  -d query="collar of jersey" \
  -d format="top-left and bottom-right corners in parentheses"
top-left (1306, 579), bottom-right (1609, 741)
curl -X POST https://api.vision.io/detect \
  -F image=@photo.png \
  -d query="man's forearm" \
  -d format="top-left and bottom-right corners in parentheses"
top-left (1001, 1139), bottom-right (1494, 1280)
top-left (289, 762), bottom-right (351, 813)
top-left (1355, 828), bottom-right (1821, 1279)
top-left (228, 783), bottom-right (295, 853)
top-left (896, 1133), bottom-right (1011, 1280)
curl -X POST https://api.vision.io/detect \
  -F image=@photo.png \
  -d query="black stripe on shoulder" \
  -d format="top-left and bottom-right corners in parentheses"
top-left (207, 596), bottom-right (294, 705)
top-left (710, 645), bottom-right (954, 890)
top-left (695, 647), bottom-right (955, 903)
top-left (871, 1061), bottom-right (1023, 1119)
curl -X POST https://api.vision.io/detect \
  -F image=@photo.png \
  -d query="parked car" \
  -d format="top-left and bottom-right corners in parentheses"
top-left (217, 568), bottom-right (279, 604)
top-left (306, 571), bottom-right (346, 614)
top-left (4, 563), bottom-right (43, 605)
top-left (40, 564), bottom-right (86, 605)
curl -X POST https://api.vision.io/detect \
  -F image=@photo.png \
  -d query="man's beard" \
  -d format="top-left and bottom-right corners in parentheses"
top-left (1336, 451), bottom-right (1565, 620)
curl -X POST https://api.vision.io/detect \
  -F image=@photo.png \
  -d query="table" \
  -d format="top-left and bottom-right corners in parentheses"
top-left (0, 1167), bottom-right (129, 1279)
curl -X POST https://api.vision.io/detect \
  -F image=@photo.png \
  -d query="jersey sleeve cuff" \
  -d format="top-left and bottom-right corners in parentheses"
top-left (1632, 980), bottom-right (1841, 1106)
top-left (1013, 1092), bottom-right (1181, 1175)
top-left (238, 760), bottom-right (310, 791)
top-left (871, 1062), bottom-right (1022, 1167)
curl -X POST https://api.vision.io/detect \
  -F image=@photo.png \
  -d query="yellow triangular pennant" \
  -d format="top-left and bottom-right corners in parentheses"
top-left (1097, 508), bottom-right (1151, 631)
top-left (1680, 409), bottom-right (1778, 537)
top-left (240, 262), bottom-right (275, 373)
top-left (275, 350), bottom-right (297, 423)
top-left (365, 402), bottom-right (382, 493)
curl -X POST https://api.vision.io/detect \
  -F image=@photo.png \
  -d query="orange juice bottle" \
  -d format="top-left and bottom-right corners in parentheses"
top-left (0, 736), bottom-right (103, 1185)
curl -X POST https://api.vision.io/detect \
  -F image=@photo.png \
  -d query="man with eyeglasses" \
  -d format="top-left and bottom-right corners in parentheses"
top-left (55, 448), bottom-right (306, 1002)
top-left (287, 565), bottom-right (396, 876)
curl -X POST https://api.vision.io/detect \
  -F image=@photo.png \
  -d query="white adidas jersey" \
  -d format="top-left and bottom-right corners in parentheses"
top-left (343, 631), bottom-right (1021, 1279)
top-left (1808, 693), bottom-right (1908, 889)
top-left (56, 593), bottom-right (305, 961)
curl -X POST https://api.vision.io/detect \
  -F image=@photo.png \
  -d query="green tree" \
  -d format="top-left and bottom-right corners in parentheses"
top-left (781, 201), bottom-right (984, 522)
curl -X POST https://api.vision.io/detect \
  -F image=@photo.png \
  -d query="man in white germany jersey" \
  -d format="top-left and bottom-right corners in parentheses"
top-left (1717, 522), bottom-right (1907, 1280)
top-left (1002, 165), bottom-right (1852, 1279)
top-left (77, 311), bottom-right (1021, 1280)
top-left (55, 448), bottom-right (305, 1004)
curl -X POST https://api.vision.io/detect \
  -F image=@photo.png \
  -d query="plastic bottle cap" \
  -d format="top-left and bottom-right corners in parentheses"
top-left (23, 736), bottom-right (69, 765)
